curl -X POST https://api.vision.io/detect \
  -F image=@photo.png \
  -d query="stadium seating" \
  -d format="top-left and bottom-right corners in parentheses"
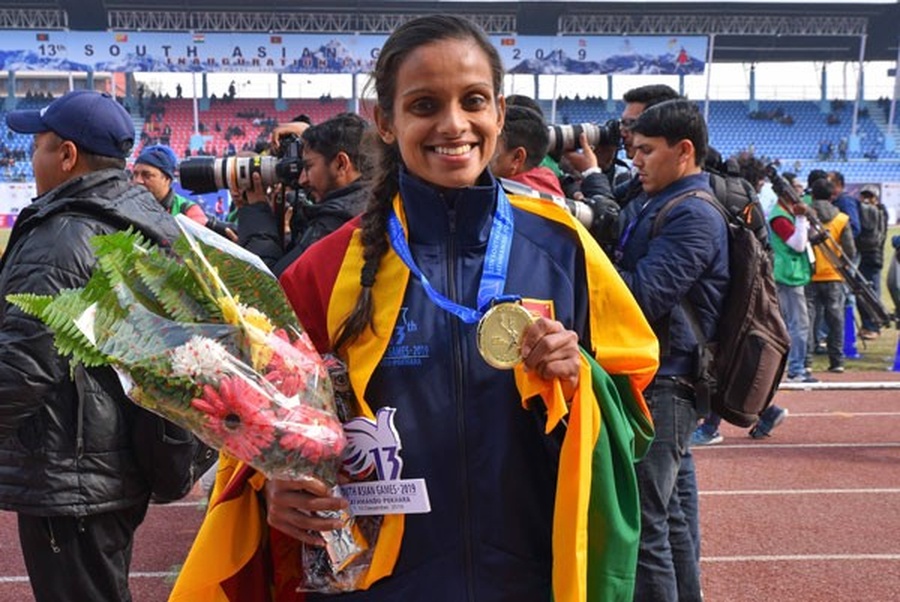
top-left (2, 97), bottom-right (898, 184)
top-left (137, 97), bottom-right (350, 159)
top-left (544, 98), bottom-right (900, 183)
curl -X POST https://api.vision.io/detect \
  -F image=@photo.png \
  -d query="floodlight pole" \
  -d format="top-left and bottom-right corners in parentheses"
top-left (551, 76), bottom-right (559, 125)
top-left (703, 33), bottom-right (715, 124)
top-left (191, 72), bottom-right (199, 136)
top-left (888, 37), bottom-right (899, 139)
top-left (849, 33), bottom-right (866, 153)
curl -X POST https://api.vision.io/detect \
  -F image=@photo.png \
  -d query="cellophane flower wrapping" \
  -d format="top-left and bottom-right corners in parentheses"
top-left (8, 215), bottom-right (346, 482)
top-left (7, 217), bottom-right (379, 588)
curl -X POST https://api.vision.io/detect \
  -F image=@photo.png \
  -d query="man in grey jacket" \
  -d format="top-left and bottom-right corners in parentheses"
top-left (0, 91), bottom-right (183, 602)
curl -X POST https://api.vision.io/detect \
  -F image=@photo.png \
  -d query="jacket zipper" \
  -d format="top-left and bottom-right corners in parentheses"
top-left (446, 207), bottom-right (476, 601)
top-left (74, 371), bottom-right (85, 460)
top-left (45, 518), bottom-right (61, 553)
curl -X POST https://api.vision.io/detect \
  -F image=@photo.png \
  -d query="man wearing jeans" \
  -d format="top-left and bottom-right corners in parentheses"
top-left (615, 99), bottom-right (729, 602)
top-left (769, 190), bottom-right (816, 382)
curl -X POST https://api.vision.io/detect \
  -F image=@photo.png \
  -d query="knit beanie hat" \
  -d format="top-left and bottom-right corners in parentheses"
top-left (135, 144), bottom-right (178, 180)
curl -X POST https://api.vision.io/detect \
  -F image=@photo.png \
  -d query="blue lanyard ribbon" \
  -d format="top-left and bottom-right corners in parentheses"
top-left (387, 187), bottom-right (516, 324)
top-left (615, 199), bottom-right (654, 263)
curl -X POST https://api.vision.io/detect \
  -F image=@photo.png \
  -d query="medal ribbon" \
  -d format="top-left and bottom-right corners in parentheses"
top-left (387, 186), bottom-right (516, 324)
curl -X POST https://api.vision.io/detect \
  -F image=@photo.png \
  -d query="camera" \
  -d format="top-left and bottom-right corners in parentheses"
top-left (178, 134), bottom-right (304, 194)
top-left (546, 118), bottom-right (621, 161)
top-left (499, 177), bottom-right (620, 256)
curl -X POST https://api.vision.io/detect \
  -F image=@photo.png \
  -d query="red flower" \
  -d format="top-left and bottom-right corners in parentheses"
top-left (279, 404), bottom-right (346, 463)
top-left (265, 329), bottom-right (326, 397)
top-left (191, 375), bottom-right (277, 462)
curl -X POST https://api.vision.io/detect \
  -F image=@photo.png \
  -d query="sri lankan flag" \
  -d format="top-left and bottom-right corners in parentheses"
top-left (169, 193), bottom-right (657, 602)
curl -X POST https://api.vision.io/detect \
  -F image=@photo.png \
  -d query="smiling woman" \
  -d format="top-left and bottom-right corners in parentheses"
top-left (172, 13), bottom-right (660, 602)
top-left (371, 37), bottom-right (505, 190)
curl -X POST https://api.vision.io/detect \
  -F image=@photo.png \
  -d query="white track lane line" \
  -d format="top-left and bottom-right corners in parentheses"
top-left (784, 411), bottom-right (900, 417)
top-left (703, 554), bottom-right (900, 562)
top-left (694, 442), bottom-right (900, 449)
top-left (700, 488), bottom-right (900, 495)
top-left (0, 571), bottom-right (179, 582)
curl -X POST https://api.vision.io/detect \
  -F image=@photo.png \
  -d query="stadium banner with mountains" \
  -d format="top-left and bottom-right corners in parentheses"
top-left (0, 30), bottom-right (706, 75)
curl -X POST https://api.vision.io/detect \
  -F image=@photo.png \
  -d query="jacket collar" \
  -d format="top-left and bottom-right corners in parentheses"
top-left (159, 187), bottom-right (176, 212)
top-left (319, 179), bottom-right (365, 204)
top-left (398, 167), bottom-right (498, 247)
top-left (21, 169), bottom-right (127, 224)
top-left (647, 172), bottom-right (712, 207)
top-left (11, 168), bottom-right (180, 252)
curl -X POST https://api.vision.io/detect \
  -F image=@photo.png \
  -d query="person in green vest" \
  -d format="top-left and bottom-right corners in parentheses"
top-left (132, 144), bottom-right (235, 240)
top-left (769, 189), bottom-right (817, 384)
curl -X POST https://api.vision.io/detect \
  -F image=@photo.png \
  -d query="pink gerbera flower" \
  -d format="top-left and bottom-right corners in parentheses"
top-left (191, 375), bottom-right (277, 462)
top-left (279, 404), bottom-right (346, 463)
top-left (265, 329), bottom-right (323, 397)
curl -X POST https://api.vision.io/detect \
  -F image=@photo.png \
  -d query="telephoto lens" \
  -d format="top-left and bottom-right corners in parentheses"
top-left (546, 119), bottom-right (620, 160)
top-left (179, 156), bottom-right (281, 194)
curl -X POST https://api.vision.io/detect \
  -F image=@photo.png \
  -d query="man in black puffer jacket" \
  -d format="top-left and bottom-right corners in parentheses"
top-left (0, 91), bottom-right (187, 602)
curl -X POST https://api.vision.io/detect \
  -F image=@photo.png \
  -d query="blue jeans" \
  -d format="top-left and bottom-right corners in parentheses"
top-left (777, 283), bottom-right (811, 377)
top-left (634, 378), bottom-right (702, 602)
top-left (677, 449), bottom-right (700, 564)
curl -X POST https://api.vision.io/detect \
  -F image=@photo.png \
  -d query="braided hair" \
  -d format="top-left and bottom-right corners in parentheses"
top-left (332, 15), bottom-right (504, 351)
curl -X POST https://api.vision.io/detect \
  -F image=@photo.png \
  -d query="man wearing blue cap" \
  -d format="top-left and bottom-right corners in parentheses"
top-left (0, 90), bottom-right (192, 602)
top-left (133, 143), bottom-right (236, 240)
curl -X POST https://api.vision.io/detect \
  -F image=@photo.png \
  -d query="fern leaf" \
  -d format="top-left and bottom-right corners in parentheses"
top-left (9, 289), bottom-right (110, 368)
top-left (181, 238), bottom-right (297, 329)
top-left (134, 251), bottom-right (215, 323)
top-left (6, 293), bottom-right (54, 319)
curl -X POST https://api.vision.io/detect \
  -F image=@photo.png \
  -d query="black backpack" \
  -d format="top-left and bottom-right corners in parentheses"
top-left (653, 189), bottom-right (790, 427)
top-left (857, 201), bottom-right (886, 256)
top-left (707, 162), bottom-right (770, 249)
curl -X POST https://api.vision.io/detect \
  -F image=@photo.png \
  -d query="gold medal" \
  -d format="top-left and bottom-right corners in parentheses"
top-left (476, 302), bottom-right (535, 369)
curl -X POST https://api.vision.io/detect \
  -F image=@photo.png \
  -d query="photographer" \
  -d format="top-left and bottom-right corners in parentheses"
top-left (273, 112), bottom-right (370, 275)
top-left (231, 152), bottom-right (286, 269)
top-left (490, 105), bottom-right (565, 196)
top-left (234, 113), bottom-right (370, 276)
top-left (616, 99), bottom-right (728, 602)
top-left (132, 144), bottom-right (236, 240)
top-left (509, 108), bottom-right (621, 256)
top-left (615, 85), bottom-right (682, 208)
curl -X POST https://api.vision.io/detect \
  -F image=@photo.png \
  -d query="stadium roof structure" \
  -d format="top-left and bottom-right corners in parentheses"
top-left (0, 0), bottom-right (897, 63)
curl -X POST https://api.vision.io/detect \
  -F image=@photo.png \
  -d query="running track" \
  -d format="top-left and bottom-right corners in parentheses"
top-left (0, 371), bottom-right (898, 601)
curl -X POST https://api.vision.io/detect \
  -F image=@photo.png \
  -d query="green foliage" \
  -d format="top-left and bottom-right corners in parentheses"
top-left (129, 365), bottom-right (203, 417)
top-left (176, 236), bottom-right (296, 329)
top-left (135, 252), bottom-right (217, 323)
top-left (92, 229), bottom-right (171, 318)
top-left (7, 290), bottom-right (111, 368)
top-left (6, 292), bottom-right (52, 321)
top-left (8, 226), bottom-right (302, 380)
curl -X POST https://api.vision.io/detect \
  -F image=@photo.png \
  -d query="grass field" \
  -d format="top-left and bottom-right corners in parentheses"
top-left (0, 225), bottom-right (897, 369)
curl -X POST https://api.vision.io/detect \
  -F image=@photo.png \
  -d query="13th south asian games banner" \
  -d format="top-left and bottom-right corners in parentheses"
top-left (0, 31), bottom-right (707, 75)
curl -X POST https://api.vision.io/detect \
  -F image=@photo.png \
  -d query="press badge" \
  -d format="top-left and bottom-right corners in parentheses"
top-left (339, 407), bottom-right (431, 516)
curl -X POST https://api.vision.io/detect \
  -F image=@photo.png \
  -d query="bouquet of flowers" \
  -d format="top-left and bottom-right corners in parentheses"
top-left (10, 217), bottom-right (381, 590)
top-left (7, 216), bottom-right (345, 484)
